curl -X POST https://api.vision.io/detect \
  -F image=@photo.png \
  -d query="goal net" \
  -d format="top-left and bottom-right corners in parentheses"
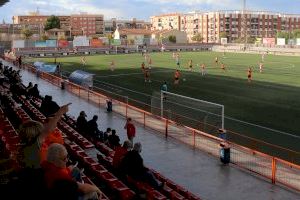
top-left (151, 91), bottom-right (224, 134)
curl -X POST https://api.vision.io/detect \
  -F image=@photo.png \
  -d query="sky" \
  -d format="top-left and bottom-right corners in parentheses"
top-left (1, 0), bottom-right (300, 23)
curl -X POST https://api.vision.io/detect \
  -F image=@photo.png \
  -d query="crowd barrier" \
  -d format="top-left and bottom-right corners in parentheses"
top-left (3, 56), bottom-right (300, 192)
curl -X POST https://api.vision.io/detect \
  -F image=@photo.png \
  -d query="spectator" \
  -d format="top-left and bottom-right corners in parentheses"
top-left (40, 95), bottom-right (60, 117)
top-left (113, 140), bottom-right (132, 170)
top-left (28, 84), bottom-right (40, 98)
top-left (26, 82), bottom-right (33, 92)
top-left (124, 118), bottom-right (136, 143)
top-left (121, 143), bottom-right (162, 190)
top-left (76, 111), bottom-right (87, 135)
top-left (103, 128), bottom-right (111, 143)
top-left (18, 103), bottom-right (71, 169)
top-left (108, 129), bottom-right (120, 149)
top-left (86, 115), bottom-right (101, 138)
top-left (42, 143), bottom-right (101, 200)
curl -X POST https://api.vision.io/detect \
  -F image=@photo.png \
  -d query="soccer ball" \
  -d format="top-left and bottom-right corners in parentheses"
top-left (183, 78), bottom-right (186, 81)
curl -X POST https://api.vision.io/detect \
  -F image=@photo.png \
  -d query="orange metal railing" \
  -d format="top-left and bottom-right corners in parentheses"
top-left (4, 56), bottom-right (300, 192)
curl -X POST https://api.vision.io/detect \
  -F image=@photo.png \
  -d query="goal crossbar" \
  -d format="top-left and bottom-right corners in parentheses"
top-left (161, 90), bottom-right (225, 129)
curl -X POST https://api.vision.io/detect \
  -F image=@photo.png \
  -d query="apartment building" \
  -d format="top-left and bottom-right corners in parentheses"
top-left (13, 12), bottom-right (104, 36)
top-left (150, 13), bottom-right (181, 31)
top-left (70, 13), bottom-right (104, 36)
top-left (104, 18), bottom-right (151, 33)
top-left (152, 11), bottom-right (300, 43)
top-left (13, 14), bottom-right (71, 30)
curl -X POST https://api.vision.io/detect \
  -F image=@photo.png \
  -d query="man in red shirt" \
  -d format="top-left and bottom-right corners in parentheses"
top-left (124, 118), bottom-right (136, 143)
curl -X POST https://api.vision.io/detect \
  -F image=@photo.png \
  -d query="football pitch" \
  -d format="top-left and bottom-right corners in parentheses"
top-left (26, 52), bottom-right (300, 155)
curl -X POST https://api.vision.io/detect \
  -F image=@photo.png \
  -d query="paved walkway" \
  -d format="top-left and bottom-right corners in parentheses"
top-left (5, 60), bottom-right (299, 200)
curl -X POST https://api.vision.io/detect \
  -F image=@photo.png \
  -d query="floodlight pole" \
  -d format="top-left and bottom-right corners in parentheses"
top-left (222, 106), bottom-right (224, 130)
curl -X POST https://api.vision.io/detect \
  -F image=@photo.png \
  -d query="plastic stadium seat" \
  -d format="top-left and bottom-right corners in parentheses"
top-left (162, 184), bottom-right (174, 198)
top-left (83, 157), bottom-right (99, 168)
top-left (99, 171), bottom-right (118, 184)
top-left (91, 164), bottom-right (108, 174)
top-left (147, 190), bottom-right (167, 200)
top-left (75, 151), bottom-right (89, 162)
top-left (110, 180), bottom-right (136, 200)
top-left (185, 192), bottom-right (201, 200)
top-left (71, 145), bottom-right (83, 152)
top-left (170, 191), bottom-right (185, 200)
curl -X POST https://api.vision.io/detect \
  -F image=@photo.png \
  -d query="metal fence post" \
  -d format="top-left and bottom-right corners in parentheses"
top-left (165, 119), bottom-right (168, 138)
top-left (272, 157), bottom-right (276, 184)
top-left (143, 112), bottom-right (146, 127)
top-left (193, 130), bottom-right (196, 148)
top-left (125, 96), bottom-right (128, 118)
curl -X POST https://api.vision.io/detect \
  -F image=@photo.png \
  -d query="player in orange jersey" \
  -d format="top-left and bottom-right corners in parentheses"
top-left (247, 67), bottom-right (253, 83)
top-left (201, 63), bottom-right (206, 76)
top-left (221, 63), bottom-right (226, 72)
top-left (174, 69), bottom-right (181, 85)
top-left (141, 62), bottom-right (145, 72)
top-left (110, 60), bottom-right (115, 71)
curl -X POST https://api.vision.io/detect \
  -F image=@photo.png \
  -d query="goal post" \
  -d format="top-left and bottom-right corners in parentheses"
top-left (158, 90), bottom-right (225, 131)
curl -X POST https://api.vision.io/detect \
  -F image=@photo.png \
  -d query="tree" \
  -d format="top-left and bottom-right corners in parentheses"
top-left (44, 15), bottom-right (60, 31)
top-left (191, 33), bottom-right (203, 42)
top-left (168, 35), bottom-right (176, 43)
top-left (219, 32), bottom-right (228, 39)
top-left (21, 28), bottom-right (33, 39)
top-left (40, 34), bottom-right (49, 41)
top-left (292, 29), bottom-right (300, 39)
top-left (105, 33), bottom-right (113, 45)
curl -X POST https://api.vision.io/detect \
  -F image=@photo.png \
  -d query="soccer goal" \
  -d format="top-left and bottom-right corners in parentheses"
top-left (151, 91), bottom-right (224, 133)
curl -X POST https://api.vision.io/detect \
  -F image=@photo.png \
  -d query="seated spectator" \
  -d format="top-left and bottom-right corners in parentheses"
top-left (28, 84), bottom-right (40, 98)
top-left (113, 140), bottom-right (132, 171)
top-left (18, 103), bottom-right (70, 169)
top-left (42, 143), bottom-right (101, 199)
top-left (108, 129), bottom-right (120, 149)
top-left (103, 128), bottom-right (111, 143)
top-left (40, 95), bottom-right (60, 117)
top-left (86, 115), bottom-right (101, 139)
top-left (121, 142), bottom-right (162, 189)
top-left (26, 82), bottom-right (33, 92)
top-left (76, 111), bottom-right (87, 135)
top-left (7, 104), bottom-right (70, 200)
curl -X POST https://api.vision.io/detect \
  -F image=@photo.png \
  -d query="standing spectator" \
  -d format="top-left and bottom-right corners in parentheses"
top-left (76, 111), bottom-right (87, 136)
top-left (18, 56), bottom-right (22, 68)
top-left (108, 129), bottom-right (120, 149)
top-left (17, 103), bottom-right (70, 169)
top-left (40, 95), bottom-right (60, 117)
top-left (124, 118), bottom-right (136, 143)
top-left (87, 115), bottom-right (102, 139)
